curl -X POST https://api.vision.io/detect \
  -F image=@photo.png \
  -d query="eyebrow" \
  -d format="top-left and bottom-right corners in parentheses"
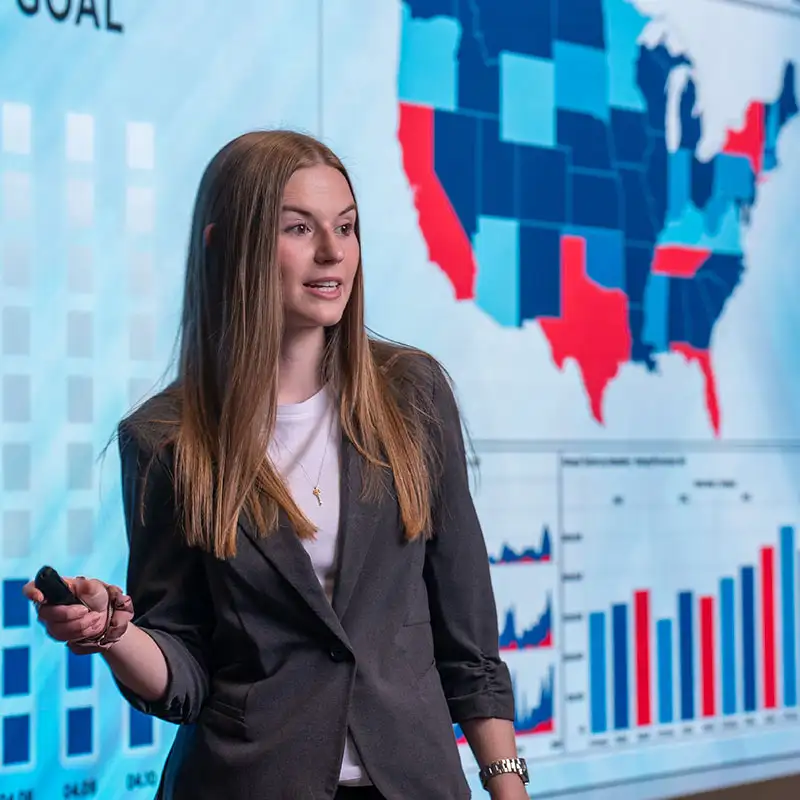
top-left (281, 203), bottom-right (357, 217)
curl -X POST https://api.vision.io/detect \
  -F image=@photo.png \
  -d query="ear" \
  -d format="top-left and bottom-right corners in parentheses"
top-left (203, 223), bottom-right (215, 247)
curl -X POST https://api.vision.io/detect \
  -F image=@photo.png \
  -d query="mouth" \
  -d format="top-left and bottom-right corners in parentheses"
top-left (303, 280), bottom-right (342, 295)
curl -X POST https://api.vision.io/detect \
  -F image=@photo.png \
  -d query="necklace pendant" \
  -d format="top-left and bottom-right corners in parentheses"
top-left (312, 486), bottom-right (322, 507)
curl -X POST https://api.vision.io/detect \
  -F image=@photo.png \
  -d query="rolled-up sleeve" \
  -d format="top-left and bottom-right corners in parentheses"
top-left (424, 364), bottom-right (515, 724)
top-left (116, 422), bottom-right (213, 724)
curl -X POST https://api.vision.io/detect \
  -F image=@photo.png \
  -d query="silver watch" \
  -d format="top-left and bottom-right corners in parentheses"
top-left (478, 757), bottom-right (529, 790)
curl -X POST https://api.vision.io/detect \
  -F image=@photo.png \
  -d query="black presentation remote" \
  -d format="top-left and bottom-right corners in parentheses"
top-left (34, 566), bottom-right (82, 606)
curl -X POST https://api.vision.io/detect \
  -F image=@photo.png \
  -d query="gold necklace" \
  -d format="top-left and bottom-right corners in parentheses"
top-left (274, 413), bottom-right (333, 507)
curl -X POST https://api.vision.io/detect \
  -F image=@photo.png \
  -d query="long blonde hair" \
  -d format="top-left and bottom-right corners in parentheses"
top-left (139, 130), bottom-right (441, 559)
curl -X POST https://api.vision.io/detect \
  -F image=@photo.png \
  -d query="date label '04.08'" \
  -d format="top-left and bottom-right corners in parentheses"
top-left (63, 781), bottom-right (96, 798)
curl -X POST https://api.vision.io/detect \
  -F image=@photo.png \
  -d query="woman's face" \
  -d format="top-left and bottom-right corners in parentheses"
top-left (278, 164), bottom-right (360, 332)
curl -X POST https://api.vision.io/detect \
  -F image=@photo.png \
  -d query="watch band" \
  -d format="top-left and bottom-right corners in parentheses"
top-left (478, 756), bottom-right (529, 790)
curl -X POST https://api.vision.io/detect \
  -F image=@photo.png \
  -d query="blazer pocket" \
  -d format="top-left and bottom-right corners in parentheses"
top-left (206, 697), bottom-right (244, 720)
top-left (396, 620), bottom-right (436, 683)
top-left (201, 687), bottom-right (251, 740)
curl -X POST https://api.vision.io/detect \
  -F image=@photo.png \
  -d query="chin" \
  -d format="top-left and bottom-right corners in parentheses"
top-left (290, 308), bottom-right (347, 330)
top-left (314, 311), bottom-right (346, 328)
top-left (286, 292), bottom-right (352, 330)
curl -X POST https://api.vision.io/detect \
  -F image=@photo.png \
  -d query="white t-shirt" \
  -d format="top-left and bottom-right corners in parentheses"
top-left (268, 386), bottom-right (368, 787)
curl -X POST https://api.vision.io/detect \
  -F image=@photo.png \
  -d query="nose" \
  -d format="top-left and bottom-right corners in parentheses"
top-left (314, 228), bottom-right (344, 264)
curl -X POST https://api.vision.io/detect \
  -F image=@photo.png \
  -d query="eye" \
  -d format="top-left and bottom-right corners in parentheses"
top-left (285, 222), bottom-right (310, 235)
top-left (336, 222), bottom-right (355, 236)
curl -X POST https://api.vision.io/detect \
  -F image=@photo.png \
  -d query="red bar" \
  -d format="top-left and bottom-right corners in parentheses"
top-left (700, 596), bottom-right (716, 717)
top-left (634, 590), bottom-right (651, 726)
top-left (761, 546), bottom-right (777, 708)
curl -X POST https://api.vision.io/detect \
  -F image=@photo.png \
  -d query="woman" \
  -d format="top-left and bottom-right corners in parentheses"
top-left (24, 131), bottom-right (529, 799)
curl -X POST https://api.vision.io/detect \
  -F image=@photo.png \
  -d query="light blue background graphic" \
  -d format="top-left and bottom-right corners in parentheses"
top-left (1, 1), bottom-right (800, 798)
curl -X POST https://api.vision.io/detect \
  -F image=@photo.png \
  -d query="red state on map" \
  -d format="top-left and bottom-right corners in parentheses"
top-left (670, 343), bottom-right (721, 436)
top-left (651, 245), bottom-right (711, 278)
top-left (538, 235), bottom-right (632, 424)
top-left (397, 102), bottom-right (477, 300)
top-left (723, 101), bottom-right (766, 176)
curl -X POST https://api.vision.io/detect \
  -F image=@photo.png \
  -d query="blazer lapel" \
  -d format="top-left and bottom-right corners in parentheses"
top-left (332, 436), bottom-right (379, 620)
top-left (239, 514), bottom-right (350, 645)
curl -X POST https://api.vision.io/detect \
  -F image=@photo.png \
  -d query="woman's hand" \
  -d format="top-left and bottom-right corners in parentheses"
top-left (22, 576), bottom-right (133, 653)
top-left (23, 577), bottom-right (168, 701)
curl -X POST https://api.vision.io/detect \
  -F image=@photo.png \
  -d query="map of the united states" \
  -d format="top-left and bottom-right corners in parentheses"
top-left (397, 0), bottom-right (798, 435)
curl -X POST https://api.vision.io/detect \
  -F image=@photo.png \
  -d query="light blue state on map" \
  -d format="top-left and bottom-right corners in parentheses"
top-left (705, 153), bottom-right (755, 244)
top-left (398, 3), bottom-right (460, 110)
top-left (713, 153), bottom-right (755, 201)
top-left (668, 150), bottom-right (692, 221)
top-left (554, 41), bottom-right (611, 122)
top-left (601, 0), bottom-right (649, 112)
top-left (643, 273), bottom-right (669, 353)
top-left (764, 102), bottom-right (780, 170)
top-left (500, 51), bottom-right (555, 147)
top-left (474, 216), bottom-right (520, 327)
top-left (659, 202), bottom-right (743, 255)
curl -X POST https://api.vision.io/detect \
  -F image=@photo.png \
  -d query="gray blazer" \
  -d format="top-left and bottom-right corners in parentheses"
top-left (116, 361), bottom-right (515, 800)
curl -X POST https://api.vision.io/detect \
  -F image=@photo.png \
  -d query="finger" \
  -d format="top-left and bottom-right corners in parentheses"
top-left (38, 604), bottom-right (89, 624)
top-left (105, 608), bottom-right (133, 639)
top-left (22, 582), bottom-right (43, 604)
top-left (47, 614), bottom-right (107, 643)
top-left (106, 588), bottom-right (134, 635)
top-left (45, 621), bottom-right (89, 642)
top-left (108, 587), bottom-right (133, 616)
top-left (73, 578), bottom-right (109, 613)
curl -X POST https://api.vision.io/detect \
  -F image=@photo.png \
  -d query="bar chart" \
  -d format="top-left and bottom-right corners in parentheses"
top-left (559, 448), bottom-right (800, 782)
top-left (586, 523), bottom-right (797, 735)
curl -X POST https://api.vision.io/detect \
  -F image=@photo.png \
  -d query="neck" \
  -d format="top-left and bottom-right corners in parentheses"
top-left (277, 327), bottom-right (326, 405)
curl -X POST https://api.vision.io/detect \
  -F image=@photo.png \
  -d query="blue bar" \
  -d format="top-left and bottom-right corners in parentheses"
top-left (2, 714), bottom-right (30, 765)
top-left (781, 526), bottom-right (797, 707)
top-left (678, 591), bottom-right (694, 720)
top-left (2, 580), bottom-right (29, 628)
top-left (67, 650), bottom-right (93, 690)
top-left (130, 709), bottom-right (155, 748)
top-left (656, 619), bottom-right (673, 724)
top-left (67, 707), bottom-right (93, 757)
top-left (741, 566), bottom-right (756, 712)
top-left (612, 603), bottom-right (628, 730)
top-left (589, 612), bottom-right (607, 733)
top-left (2, 646), bottom-right (30, 696)
top-left (720, 577), bottom-right (736, 715)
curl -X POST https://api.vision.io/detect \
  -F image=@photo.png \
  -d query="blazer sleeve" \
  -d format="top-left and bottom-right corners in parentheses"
top-left (424, 363), bottom-right (515, 724)
top-left (115, 422), bottom-right (213, 724)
